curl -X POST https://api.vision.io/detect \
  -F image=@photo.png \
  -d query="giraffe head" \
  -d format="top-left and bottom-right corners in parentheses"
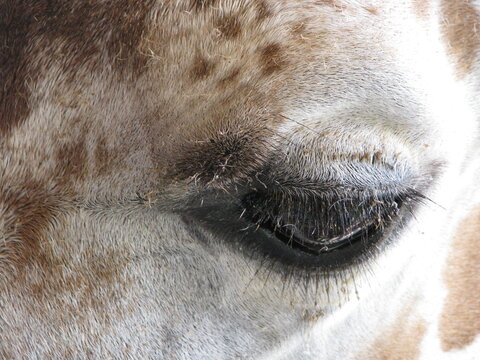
top-left (1, 0), bottom-right (479, 358)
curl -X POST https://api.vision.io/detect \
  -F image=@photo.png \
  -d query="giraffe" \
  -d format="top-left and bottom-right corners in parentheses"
top-left (0, 0), bottom-right (479, 358)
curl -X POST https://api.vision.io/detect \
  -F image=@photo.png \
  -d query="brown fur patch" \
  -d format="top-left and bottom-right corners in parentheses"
top-left (256, 0), bottom-right (273, 20)
top-left (39, 0), bottom-right (154, 75)
top-left (441, 0), bottom-right (480, 78)
top-left (0, 2), bottom-right (34, 136)
top-left (0, 181), bottom-right (59, 274)
top-left (259, 43), bottom-right (288, 76)
top-left (27, 247), bottom-right (130, 309)
top-left (170, 122), bottom-right (270, 185)
top-left (362, 304), bottom-right (426, 360)
top-left (439, 206), bottom-right (480, 351)
top-left (56, 127), bottom-right (88, 185)
top-left (190, 54), bottom-right (216, 81)
top-left (215, 15), bottom-right (241, 39)
top-left (94, 136), bottom-right (111, 176)
top-left (0, 0), bottom-right (154, 136)
top-left (190, 0), bottom-right (217, 11)
top-left (365, 7), bottom-right (378, 15)
top-left (20, 238), bottom-right (133, 334)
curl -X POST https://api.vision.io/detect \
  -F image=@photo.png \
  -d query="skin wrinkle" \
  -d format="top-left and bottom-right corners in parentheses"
top-left (439, 206), bottom-right (480, 351)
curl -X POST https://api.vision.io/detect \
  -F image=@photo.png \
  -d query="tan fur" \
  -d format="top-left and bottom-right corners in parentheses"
top-left (0, 181), bottom-right (60, 275)
top-left (441, 0), bottom-right (480, 78)
top-left (439, 205), bottom-right (480, 351)
top-left (361, 303), bottom-right (427, 360)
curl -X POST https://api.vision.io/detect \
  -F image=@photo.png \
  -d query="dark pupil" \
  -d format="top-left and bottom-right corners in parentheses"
top-left (241, 191), bottom-right (401, 255)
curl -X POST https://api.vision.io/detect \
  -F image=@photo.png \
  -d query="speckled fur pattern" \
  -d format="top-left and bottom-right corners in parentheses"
top-left (1, 0), bottom-right (480, 359)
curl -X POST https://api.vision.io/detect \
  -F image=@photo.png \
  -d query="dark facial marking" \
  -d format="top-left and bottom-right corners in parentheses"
top-left (190, 0), bottom-right (217, 11)
top-left (215, 15), bottom-right (241, 39)
top-left (39, 0), bottom-right (154, 75)
top-left (0, 1), bottom-right (35, 136)
top-left (256, 0), bottom-right (273, 21)
top-left (0, 181), bottom-right (59, 275)
top-left (259, 43), bottom-right (288, 76)
top-left (190, 54), bottom-right (216, 81)
top-left (55, 126), bottom-right (88, 185)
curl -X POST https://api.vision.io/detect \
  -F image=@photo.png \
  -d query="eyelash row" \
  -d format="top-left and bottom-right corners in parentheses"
top-left (234, 187), bottom-right (429, 302)
top-left (240, 186), bottom-right (423, 239)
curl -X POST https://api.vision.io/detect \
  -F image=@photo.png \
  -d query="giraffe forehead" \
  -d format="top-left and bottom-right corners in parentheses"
top-left (0, 0), bottom-right (454, 196)
top-left (2, 0), bottom-right (477, 141)
top-left (1, 0), bottom-right (423, 140)
top-left (2, 0), bottom-right (442, 195)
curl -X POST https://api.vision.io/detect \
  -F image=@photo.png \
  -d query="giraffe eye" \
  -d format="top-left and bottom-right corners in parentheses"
top-left (237, 188), bottom-right (417, 269)
top-left (182, 184), bottom-right (421, 271)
